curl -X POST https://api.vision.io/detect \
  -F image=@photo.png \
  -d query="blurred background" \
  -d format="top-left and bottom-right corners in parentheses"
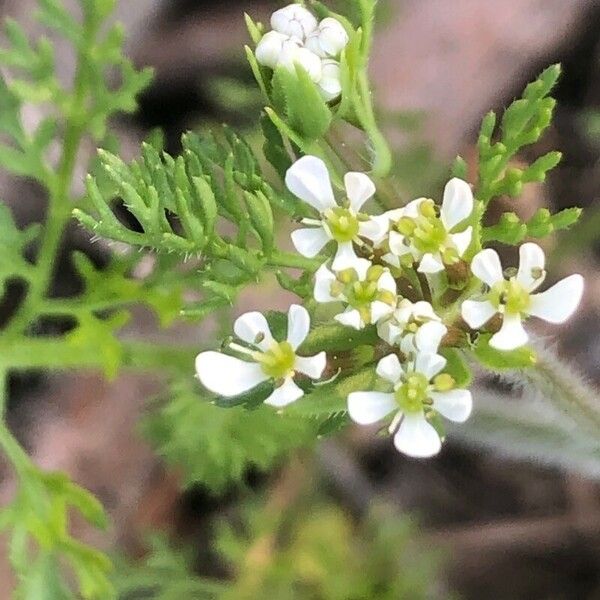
top-left (1, 0), bottom-right (600, 597)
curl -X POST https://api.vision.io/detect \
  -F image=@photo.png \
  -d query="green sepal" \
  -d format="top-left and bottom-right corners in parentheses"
top-left (272, 64), bottom-right (332, 142)
top-left (289, 366), bottom-right (377, 417)
top-left (471, 334), bottom-right (537, 370)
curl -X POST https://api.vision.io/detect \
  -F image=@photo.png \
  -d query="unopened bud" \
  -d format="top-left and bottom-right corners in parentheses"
top-left (305, 17), bottom-right (349, 58)
top-left (271, 4), bottom-right (317, 40)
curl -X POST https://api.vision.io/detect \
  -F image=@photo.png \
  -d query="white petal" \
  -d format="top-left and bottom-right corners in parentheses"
top-left (358, 218), bottom-right (386, 243)
top-left (527, 274), bottom-right (584, 324)
top-left (344, 172), bottom-right (376, 212)
top-left (489, 313), bottom-right (528, 350)
top-left (332, 241), bottom-right (368, 273)
top-left (314, 17), bottom-right (348, 57)
top-left (418, 253), bottom-right (444, 274)
top-left (450, 227), bottom-right (472, 257)
top-left (387, 230), bottom-right (413, 257)
top-left (287, 304), bottom-right (310, 349)
top-left (280, 46), bottom-right (322, 82)
top-left (234, 311), bottom-right (274, 351)
top-left (377, 270), bottom-right (397, 295)
top-left (376, 354), bottom-right (403, 384)
top-left (402, 198), bottom-right (426, 218)
top-left (195, 352), bottom-right (268, 397)
top-left (314, 264), bottom-right (338, 303)
top-left (414, 321), bottom-right (447, 353)
top-left (516, 242), bottom-right (546, 292)
top-left (318, 73), bottom-right (342, 102)
top-left (377, 319), bottom-right (401, 345)
top-left (399, 333), bottom-right (416, 355)
top-left (415, 353), bottom-right (446, 380)
top-left (371, 300), bottom-right (394, 323)
top-left (431, 389), bottom-right (473, 423)
top-left (285, 155), bottom-right (335, 212)
top-left (291, 226), bottom-right (330, 258)
top-left (461, 299), bottom-right (497, 329)
top-left (393, 413), bottom-right (442, 458)
top-left (440, 178), bottom-right (474, 230)
top-left (412, 301), bottom-right (440, 321)
top-left (335, 308), bottom-right (363, 329)
top-left (255, 31), bottom-right (289, 69)
top-left (295, 352), bottom-right (327, 379)
top-left (470, 248), bottom-right (504, 288)
top-left (347, 391), bottom-right (395, 425)
top-left (382, 253), bottom-right (401, 268)
top-left (264, 377), bottom-right (304, 408)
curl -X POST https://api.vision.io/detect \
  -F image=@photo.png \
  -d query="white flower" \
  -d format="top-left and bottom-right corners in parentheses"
top-left (271, 4), bottom-right (318, 41)
top-left (305, 17), bottom-right (349, 58)
top-left (461, 243), bottom-right (584, 351)
top-left (348, 353), bottom-right (472, 458)
top-left (383, 178), bottom-right (474, 274)
top-left (317, 59), bottom-right (342, 102)
top-left (314, 261), bottom-right (397, 329)
top-left (286, 156), bottom-right (386, 271)
top-left (377, 299), bottom-right (447, 355)
top-left (195, 305), bottom-right (326, 408)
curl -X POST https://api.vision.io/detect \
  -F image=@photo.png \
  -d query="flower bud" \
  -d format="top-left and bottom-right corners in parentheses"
top-left (318, 58), bottom-right (342, 102)
top-left (305, 17), bottom-right (349, 58)
top-left (271, 4), bottom-right (317, 41)
top-left (279, 44), bottom-right (322, 82)
top-left (255, 31), bottom-right (293, 69)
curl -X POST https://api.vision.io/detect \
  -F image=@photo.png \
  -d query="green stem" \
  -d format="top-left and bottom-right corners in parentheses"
top-left (354, 71), bottom-right (392, 178)
top-left (3, 17), bottom-right (97, 338)
top-left (0, 338), bottom-right (197, 375)
top-left (526, 345), bottom-right (600, 434)
top-left (0, 369), bottom-right (31, 475)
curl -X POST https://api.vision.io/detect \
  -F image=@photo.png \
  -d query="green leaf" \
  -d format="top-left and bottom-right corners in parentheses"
top-left (244, 190), bottom-right (274, 255)
top-left (471, 334), bottom-right (536, 370)
top-left (143, 384), bottom-right (315, 492)
top-left (260, 112), bottom-right (292, 179)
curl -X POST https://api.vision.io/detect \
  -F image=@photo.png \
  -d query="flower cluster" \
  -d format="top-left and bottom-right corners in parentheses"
top-left (196, 152), bottom-right (584, 458)
top-left (254, 4), bottom-right (349, 101)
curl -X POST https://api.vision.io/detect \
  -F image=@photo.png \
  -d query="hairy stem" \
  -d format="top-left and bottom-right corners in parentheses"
top-left (3, 16), bottom-right (98, 338)
top-left (525, 344), bottom-right (600, 434)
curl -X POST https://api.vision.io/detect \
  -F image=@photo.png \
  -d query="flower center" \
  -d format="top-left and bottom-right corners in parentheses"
top-left (394, 199), bottom-right (450, 256)
top-left (395, 373), bottom-right (429, 413)
top-left (489, 278), bottom-right (531, 315)
top-left (324, 206), bottom-right (360, 243)
top-left (330, 266), bottom-right (396, 325)
top-left (255, 341), bottom-right (296, 379)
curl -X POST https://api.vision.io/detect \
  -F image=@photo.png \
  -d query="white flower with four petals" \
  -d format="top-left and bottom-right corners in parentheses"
top-left (461, 243), bottom-right (584, 350)
top-left (348, 353), bottom-right (473, 458)
top-left (377, 299), bottom-right (447, 356)
top-left (314, 261), bottom-right (397, 330)
top-left (383, 178), bottom-right (474, 274)
top-left (195, 305), bottom-right (326, 408)
top-left (286, 155), bottom-right (385, 272)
